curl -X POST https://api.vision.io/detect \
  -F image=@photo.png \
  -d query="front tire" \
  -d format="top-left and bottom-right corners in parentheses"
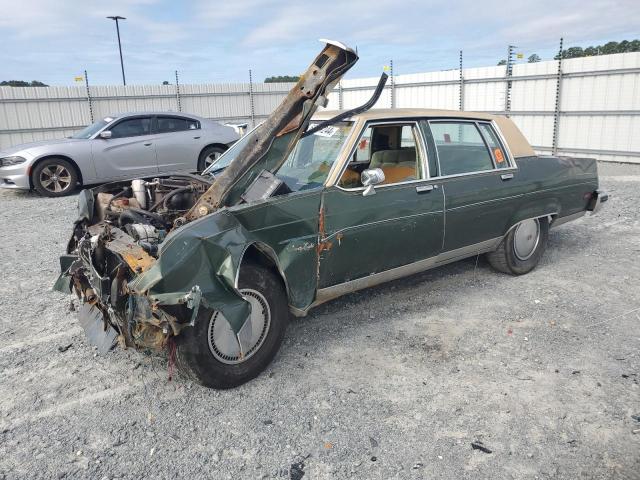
top-left (176, 263), bottom-right (289, 388)
top-left (197, 145), bottom-right (226, 172)
top-left (487, 217), bottom-right (549, 275)
top-left (32, 158), bottom-right (78, 197)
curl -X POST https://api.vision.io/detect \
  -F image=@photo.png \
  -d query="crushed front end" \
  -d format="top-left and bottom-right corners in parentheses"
top-left (54, 175), bottom-right (213, 353)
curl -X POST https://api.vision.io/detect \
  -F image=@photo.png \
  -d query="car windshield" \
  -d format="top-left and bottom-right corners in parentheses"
top-left (71, 119), bottom-right (110, 139)
top-left (275, 121), bottom-right (352, 192)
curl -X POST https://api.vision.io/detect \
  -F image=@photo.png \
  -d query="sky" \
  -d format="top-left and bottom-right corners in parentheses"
top-left (1, 0), bottom-right (638, 86)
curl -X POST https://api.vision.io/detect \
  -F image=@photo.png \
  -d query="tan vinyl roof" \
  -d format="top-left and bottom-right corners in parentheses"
top-left (313, 108), bottom-right (535, 158)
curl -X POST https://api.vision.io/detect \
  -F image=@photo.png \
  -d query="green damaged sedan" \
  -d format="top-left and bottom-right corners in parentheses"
top-left (54, 40), bottom-right (608, 388)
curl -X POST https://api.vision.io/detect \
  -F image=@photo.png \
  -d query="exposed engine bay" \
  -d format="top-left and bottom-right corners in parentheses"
top-left (64, 174), bottom-right (216, 352)
top-left (90, 174), bottom-right (212, 257)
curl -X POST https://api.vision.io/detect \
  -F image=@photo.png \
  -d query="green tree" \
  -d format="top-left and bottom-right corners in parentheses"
top-left (0, 80), bottom-right (49, 87)
top-left (162, 80), bottom-right (170, 85)
top-left (528, 54), bottom-right (541, 63)
top-left (555, 39), bottom-right (639, 59)
top-left (497, 59), bottom-right (507, 66)
top-left (264, 75), bottom-right (300, 83)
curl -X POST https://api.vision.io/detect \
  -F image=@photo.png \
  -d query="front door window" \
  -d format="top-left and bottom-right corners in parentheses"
top-left (339, 122), bottom-right (424, 188)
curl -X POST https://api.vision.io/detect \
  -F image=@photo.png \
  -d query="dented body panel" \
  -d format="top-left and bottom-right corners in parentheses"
top-left (54, 43), bottom-right (606, 360)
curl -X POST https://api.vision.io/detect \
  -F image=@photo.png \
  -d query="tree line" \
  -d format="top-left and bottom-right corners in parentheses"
top-left (1, 80), bottom-right (48, 87)
top-left (497, 39), bottom-right (639, 65)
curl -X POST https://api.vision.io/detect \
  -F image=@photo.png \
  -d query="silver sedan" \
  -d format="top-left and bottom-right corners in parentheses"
top-left (0, 112), bottom-right (240, 196)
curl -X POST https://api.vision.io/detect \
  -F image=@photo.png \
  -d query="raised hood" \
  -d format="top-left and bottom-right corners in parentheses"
top-left (186, 39), bottom-right (359, 221)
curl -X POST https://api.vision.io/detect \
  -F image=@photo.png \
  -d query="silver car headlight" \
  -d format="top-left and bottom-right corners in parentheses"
top-left (0, 156), bottom-right (27, 167)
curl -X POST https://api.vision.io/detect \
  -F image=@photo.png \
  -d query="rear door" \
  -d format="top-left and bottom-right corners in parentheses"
top-left (424, 119), bottom-right (517, 253)
top-left (154, 115), bottom-right (202, 173)
top-left (318, 120), bottom-right (445, 287)
top-left (91, 116), bottom-right (158, 179)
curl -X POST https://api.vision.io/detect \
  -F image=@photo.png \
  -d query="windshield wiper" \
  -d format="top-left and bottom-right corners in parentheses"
top-left (302, 72), bottom-right (388, 138)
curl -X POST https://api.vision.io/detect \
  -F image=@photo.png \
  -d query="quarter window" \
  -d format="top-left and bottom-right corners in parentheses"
top-left (110, 117), bottom-right (152, 138)
top-left (430, 122), bottom-right (494, 176)
top-left (479, 123), bottom-right (509, 169)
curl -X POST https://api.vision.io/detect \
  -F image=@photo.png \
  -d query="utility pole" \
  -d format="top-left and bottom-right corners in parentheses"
top-left (107, 16), bottom-right (127, 86)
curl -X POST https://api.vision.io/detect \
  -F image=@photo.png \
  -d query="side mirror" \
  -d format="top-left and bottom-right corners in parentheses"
top-left (361, 168), bottom-right (385, 196)
top-left (99, 130), bottom-right (112, 139)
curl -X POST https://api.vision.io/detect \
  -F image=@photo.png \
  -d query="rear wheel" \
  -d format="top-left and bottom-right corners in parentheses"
top-left (32, 158), bottom-right (78, 197)
top-left (487, 217), bottom-right (549, 275)
top-left (197, 145), bottom-right (226, 172)
top-left (175, 263), bottom-right (288, 388)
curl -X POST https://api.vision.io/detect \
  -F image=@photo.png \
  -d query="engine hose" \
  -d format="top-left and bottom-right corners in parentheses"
top-left (118, 209), bottom-right (147, 227)
top-left (148, 186), bottom-right (192, 212)
top-left (126, 207), bottom-right (167, 224)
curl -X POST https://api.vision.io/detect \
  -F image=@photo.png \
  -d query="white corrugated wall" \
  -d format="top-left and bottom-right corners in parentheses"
top-left (1, 52), bottom-right (638, 162)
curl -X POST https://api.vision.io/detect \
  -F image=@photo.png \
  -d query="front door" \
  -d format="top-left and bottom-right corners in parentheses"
top-left (91, 116), bottom-right (158, 179)
top-left (318, 121), bottom-right (444, 288)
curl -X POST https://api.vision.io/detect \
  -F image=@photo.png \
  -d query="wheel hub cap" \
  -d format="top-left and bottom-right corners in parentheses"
top-left (40, 165), bottom-right (71, 193)
top-left (207, 289), bottom-right (271, 364)
top-left (513, 219), bottom-right (540, 261)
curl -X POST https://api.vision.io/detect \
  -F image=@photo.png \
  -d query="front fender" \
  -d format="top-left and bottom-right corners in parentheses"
top-left (128, 209), bottom-right (255, 334)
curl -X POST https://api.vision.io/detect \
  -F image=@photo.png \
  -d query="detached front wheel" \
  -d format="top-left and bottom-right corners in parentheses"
top-left (175, 263), bottom-right (289, 388)
top-left (487, 217), bottom-right (549, 275)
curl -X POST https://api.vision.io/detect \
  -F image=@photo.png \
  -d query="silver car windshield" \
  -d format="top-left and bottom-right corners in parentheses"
top-left (202, 124), bottom-right (260, 174)
top-left (71, 119), bottom-right (109, 139)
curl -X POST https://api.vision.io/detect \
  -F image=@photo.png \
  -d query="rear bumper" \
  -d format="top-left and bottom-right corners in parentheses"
top-left (587, 189), bottom-right (608, 214)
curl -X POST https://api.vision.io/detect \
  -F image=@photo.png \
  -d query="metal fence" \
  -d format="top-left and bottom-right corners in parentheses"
top-left (1, 51), bottom-right (639, 163)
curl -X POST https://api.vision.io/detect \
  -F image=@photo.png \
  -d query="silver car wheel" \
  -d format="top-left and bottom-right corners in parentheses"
top-left (513, 218), bottom-right (540, 261)
top-left (207, 289), bottom-right (271, 365)
top-left (39, 164), bottom-right (72, 193)
top-left (204, 151), bottom-right (222, 169)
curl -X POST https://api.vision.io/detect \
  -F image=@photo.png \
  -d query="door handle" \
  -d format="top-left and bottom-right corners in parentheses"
top-left (416, 184), bottom-right (437, 193)
top-left (144, 142), bottom-right (152, 146)
top-left (500, 173), bottom-right (514, 181)
top-left (193, 136), bottom-right (201, 139)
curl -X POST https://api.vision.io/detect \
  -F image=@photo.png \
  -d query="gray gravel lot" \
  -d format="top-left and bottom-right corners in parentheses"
top-left (0, 162), bottom-right (639, 479)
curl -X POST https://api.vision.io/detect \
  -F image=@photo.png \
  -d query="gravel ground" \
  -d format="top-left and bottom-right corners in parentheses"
top-left (0, 162), bottom-right (639, 480)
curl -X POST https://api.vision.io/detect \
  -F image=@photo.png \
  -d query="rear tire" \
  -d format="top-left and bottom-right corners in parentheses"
top-left (487, 217), bottom-right (549, 275)
top-left (175, 263), bottom-right (288, 388)
top-left (197, 145), bottom-right (226, 172)
top-left (32, 158), bottom-right (78, 197)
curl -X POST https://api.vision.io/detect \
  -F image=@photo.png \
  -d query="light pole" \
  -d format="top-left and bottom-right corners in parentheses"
top-left (107, 16), bottom-right (127, 86)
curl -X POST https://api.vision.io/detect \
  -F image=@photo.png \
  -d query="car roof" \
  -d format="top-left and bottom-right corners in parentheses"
top-left (313, 108), bottom-right (500, 121)
top-left (312, 108), bottom-right (535, 158)
top-left (104, 112), bottom-right (205, 121)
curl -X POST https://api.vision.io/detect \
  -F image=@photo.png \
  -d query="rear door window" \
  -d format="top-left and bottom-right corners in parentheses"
top-left (156, 116), bottom-right (199, 133)
top-left (429, 122), bottom-right (494, 176)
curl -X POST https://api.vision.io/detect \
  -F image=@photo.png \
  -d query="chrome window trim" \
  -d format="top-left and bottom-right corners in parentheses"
top-left (426, 118), bottom-right (519, 180)
top-left (330, 119), bottom-right (431, 193)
